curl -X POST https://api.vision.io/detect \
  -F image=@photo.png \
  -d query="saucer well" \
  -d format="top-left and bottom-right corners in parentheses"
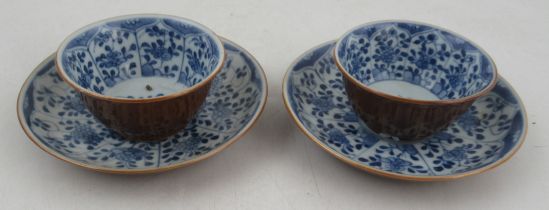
top-left (17, 38), bottom-right (267, 174)
top-left (283, 41), bottom-right (527, 181)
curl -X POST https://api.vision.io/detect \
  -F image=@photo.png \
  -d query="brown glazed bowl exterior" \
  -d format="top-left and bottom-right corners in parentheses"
top-left (333, 21), bottom-right (498, 141)
top-left (337, 56), bottom-right (496, 141)
top-left (77, 81), bottom-right (212, 141)
top-left (341, 75), bottom-right (473, 140)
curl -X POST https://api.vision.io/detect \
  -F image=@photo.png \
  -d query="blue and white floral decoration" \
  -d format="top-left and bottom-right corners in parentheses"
top-left (335, 21), bottom-right (496, 99)
top-left (285, 41), bottom-right (526, 178)
top-left (58, 15), bottom-right (223, 96)
top-left (18, 39), bottom-right (266, 172)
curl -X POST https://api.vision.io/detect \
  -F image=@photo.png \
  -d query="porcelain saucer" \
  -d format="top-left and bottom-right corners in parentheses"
top-left (17, 38), bottom-right (267, 174)
top-left (283, 41), bottom-right (527, 181)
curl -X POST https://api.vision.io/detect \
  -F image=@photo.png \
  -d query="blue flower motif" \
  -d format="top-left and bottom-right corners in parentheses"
top-left (76, 74), bottom-right (92, 89)
top-left (374, 47), bottom-right (398, 64)
top-left (160, 129), bottom-right (220, 163)
top-left (95, 47), bottom-right (131, 69)
top-left (208, 76), bottom-right (223, 93)
top-left (145, 25), bottom-right (166, 36)
top-left (299, 72), bottom-right (316, 87)
top-left (396, 144), bottom-right (418, 156)
top-left (355, 132), bottom-right (378, 150)
top-left (93, 31), bottom-right (112, 46)
top-left (484, 96), bottom-right (507, 112)
top-left (142, 40), bottom-right (174, 61)
top-left (110, 147), bottom-right (148, 162)
top-left (446, 73), bottom-right (465, 89)
top-left (311, 96), bottom-right (334, 114)
top-left (212, 100), bottom-right (232, 119)
top-left (210, 100), bottom-right (234, 130)
top-left (183, 35), bottom-right (218, 78)
top-left (347, 55), bottom-right (366, 77)
top-left (66, 95), bottom-right (86, 112)
top-left (325, 129), bottom-right (354, 154)
top-left (66, 52), bottom-right (95, 89)
top-left (457, 107), bottom-right (480, 134)
top-left (174, 136), bottom-right (201, 155)
top-left (442, 146), bottom-right (468, 162)
top-left (381, 157), bottom-right (412, 172)
top-left (65, 123), bottom-right (104, 146)
top-left (61, 93), bottom-right (87, 116)
top-left (413, 54), bottom-right (436, 69)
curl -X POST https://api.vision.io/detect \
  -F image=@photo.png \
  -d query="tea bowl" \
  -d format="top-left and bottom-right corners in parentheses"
top-left (56, 14), bottom-right (225, 141)
top-left (334, 20), bottom-right (498, 141)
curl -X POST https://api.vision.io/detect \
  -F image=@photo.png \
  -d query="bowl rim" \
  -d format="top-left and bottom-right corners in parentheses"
top-left (333, 19), bottom-right (498, 105)
top-left (55, 14), bottom-right (225, 103)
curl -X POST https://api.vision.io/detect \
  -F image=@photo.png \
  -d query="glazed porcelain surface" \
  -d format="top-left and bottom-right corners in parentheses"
top-left (18, 39), bottom-right (266, 173)
top-left (57, 14), bottom-right (224, 99)
top-left (284, 41), bottom-right (526, 180)
top-left (334, 21), bottom-right (496, 100)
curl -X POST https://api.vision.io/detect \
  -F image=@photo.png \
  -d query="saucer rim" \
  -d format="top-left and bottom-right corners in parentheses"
top-left (17, 37), bottom-right (268, 174)
top-left (282, 40), bottom-right (527, 181)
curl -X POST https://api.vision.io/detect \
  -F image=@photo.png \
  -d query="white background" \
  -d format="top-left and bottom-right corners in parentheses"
top-left (1, 0), bottom-right (548, 209)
